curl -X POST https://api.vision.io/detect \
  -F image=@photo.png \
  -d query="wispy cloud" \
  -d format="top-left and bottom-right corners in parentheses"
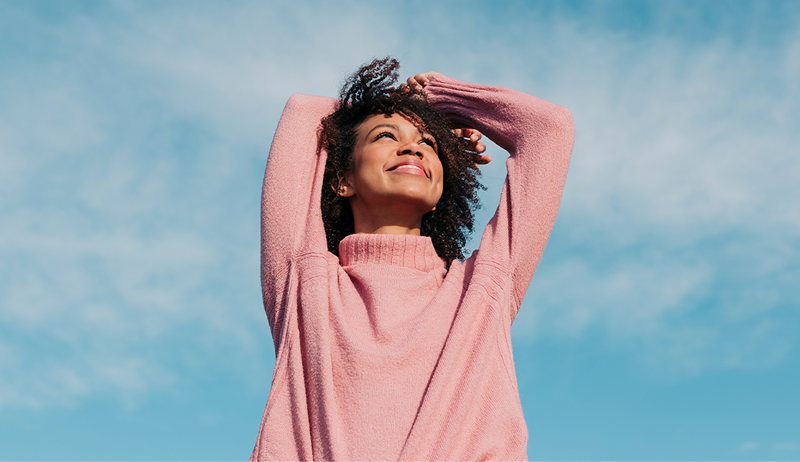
top-left (739, 441), bottom-right (759, 451)
top-left (0, 0), bottom-right (428, 410)
top-left (497, 6), bottom-right (800, 376)
top-left (773, 442), bottom-right (799, 451)
top-left (737, 441), bottom-right (800, 454)
top-left (1, 0), bottom-right (799, 410)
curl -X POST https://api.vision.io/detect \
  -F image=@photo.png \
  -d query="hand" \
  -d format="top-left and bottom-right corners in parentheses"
top-left (406, 72), bottom-right (440, 92)
top-left (453, 128), bottom-right (491, 166)
top-left (406, 73), bottom-right (490, 166)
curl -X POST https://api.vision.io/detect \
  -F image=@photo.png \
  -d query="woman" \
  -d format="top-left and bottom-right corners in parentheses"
top-left (251, 58), bottom-right (574, 461)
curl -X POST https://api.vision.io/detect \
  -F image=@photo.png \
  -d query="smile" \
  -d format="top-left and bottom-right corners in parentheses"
top-left (390, 164), bottom-right (427, 177)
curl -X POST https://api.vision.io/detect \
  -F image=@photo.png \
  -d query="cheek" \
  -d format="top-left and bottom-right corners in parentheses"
top-left (433, 158), bottom-right (445, 184)
top-left (349, 149), bottom-right (383, 190)
top-left (433, 160), bottom-right (445, 199)
top-left (354, 150), bottom-right (374, 171)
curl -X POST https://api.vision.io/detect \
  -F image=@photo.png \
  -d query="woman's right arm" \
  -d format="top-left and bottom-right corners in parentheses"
top-left (261, 94), bottom-right (337, 333)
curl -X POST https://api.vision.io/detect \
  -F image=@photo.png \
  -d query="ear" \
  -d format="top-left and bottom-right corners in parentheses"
top-left (333, 173), bottom-right (355, 198)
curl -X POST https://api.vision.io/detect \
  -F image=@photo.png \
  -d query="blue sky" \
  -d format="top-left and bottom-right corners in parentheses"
top-left (1, 0), bottom-right (798, 460)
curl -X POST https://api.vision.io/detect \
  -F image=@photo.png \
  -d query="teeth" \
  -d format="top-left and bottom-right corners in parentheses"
top-left (395, 165), bottom-right (424, 173)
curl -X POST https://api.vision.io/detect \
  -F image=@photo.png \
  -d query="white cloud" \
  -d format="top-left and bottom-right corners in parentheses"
top-left (2, 0), bottom-right (800, 408)
top-left (0, 0), bottom-right (420, 410)
top-left (773, 442), bottom-right (799, 451)
top-left (500, 10), bottom-right (800, 376)
top-left (739, 441), bottom-right (759, 451)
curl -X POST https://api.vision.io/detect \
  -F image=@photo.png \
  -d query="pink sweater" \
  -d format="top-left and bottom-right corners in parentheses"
top-left (251, 76), bottom-right (574, 461)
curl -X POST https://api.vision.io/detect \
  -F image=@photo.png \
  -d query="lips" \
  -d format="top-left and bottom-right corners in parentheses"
top-left (388, 159), bottom-right (428, 177)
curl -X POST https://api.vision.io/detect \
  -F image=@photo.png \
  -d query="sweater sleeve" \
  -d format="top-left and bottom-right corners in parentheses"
top-left (425, 76), bottom-right (575, 317)
top-left (261, 94), bottom-right (337, 338)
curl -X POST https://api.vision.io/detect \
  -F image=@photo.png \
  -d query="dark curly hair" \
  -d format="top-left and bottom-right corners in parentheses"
top-left (320, 57), bottom-right (482, 267)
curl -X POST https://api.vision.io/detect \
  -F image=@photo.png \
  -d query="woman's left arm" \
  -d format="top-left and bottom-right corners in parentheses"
top-left (421, 73), bottom-right (575, 316)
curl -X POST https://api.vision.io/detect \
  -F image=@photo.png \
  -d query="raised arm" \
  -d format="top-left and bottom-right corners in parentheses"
top-left (261, 94), bottom-right (337, 334)
top-left (424, 74), bottom-right (575, 317)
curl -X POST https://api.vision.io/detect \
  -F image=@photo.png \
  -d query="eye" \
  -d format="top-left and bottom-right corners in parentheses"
top-left (374, 131), bottom-right (396, 141)
top-left (420, 137), bottom-right (437, 150)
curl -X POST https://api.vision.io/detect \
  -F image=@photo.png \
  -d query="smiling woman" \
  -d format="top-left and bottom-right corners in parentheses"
top-left (319, 58), bottom-right (485, 265)
top-left (252, 57), bottom-right (574, 460)
top-left (338, 113), bottom-right (445, 235)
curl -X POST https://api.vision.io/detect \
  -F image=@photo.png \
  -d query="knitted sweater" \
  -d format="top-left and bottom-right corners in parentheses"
top-left (251, 75), bottom-right (574, 461)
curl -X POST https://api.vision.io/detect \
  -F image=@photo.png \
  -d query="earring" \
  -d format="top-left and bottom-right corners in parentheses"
top-left (331, 179), bottom-right (345, 196)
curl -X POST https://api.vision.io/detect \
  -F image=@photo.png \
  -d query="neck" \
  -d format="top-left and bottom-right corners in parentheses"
top-left (350, 202), bottom-right (426, 236)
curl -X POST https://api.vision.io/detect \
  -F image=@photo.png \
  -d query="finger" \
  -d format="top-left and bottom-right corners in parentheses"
top-left (456, 128), bottom-right (482, 141)
top-left (407, 75), bottom-right (425, 91)
top-left (454, 129), bottom-right (473, 139)
top-left (453, 128), bottom-right (483, 140)
top-left (466, 144), bottom-right (486, 155)
top-left (474, 155), bottom-right (492, 165)
top-left (412, 73), bottom-right (431, 89)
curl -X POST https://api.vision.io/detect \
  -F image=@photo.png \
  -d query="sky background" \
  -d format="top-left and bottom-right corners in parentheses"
top-left (1, 0), bottom-right (799, 460)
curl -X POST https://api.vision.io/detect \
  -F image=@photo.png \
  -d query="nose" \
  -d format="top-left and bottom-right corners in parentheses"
top-left (399, 142), bottom-right (424, 158)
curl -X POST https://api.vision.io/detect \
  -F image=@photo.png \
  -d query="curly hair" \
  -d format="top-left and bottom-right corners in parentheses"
top-left (320, 57), bottom-right (482, 267)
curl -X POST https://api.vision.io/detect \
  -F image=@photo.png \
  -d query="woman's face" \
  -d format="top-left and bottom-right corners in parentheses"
top-left (341, 113), bottom-right (444, 231)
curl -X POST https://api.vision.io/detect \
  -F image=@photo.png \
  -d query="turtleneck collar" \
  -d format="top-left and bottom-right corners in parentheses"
top-left (338, 233), bottom-right (445, 272)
